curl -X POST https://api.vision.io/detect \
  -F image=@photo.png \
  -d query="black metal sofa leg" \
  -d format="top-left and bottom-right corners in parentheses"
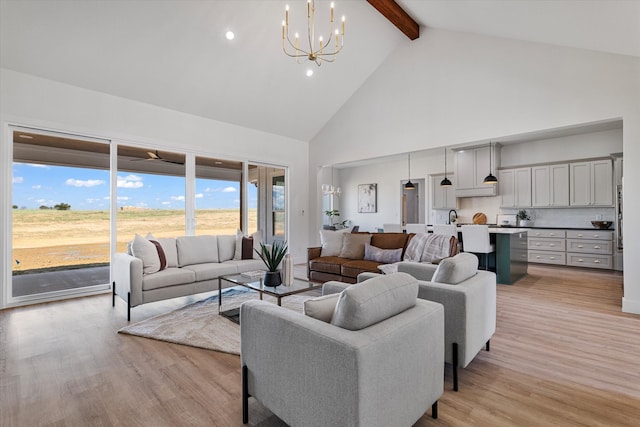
top-left (453, 342), bottom-right (459, 391)
top-left (432, 401), bottom-right (438, 419)
top-left (112, 281), bottom-right (116, 306)
top-left (242, 365), bottom-right (249, 424)
top-left (127, 292), bottom-right (131, 321)
top-left (486, 340), bottom-right (490, 351)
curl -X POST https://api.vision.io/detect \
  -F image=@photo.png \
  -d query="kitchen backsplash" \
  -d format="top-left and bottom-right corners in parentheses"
top-left (500, 207), bottom-right (616, 228)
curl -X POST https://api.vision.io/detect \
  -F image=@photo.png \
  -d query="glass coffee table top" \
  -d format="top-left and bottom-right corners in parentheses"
top-left (218, 273), bottom-right (322, 323)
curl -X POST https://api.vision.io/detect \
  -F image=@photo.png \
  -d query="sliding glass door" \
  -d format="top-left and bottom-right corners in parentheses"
top-left (247, 164), bottom-right (286, 244)
top-left (11, 128), bottom-right (110, 301)
top-left (195, 156), bottom-right (242, 235)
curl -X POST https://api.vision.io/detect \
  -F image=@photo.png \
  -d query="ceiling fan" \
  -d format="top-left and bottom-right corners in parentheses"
top-left (131, 150), bottom-right (184, 165)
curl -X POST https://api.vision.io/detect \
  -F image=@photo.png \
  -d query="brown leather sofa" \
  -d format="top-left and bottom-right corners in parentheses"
top-left (307, 232), bottom-right (413, 283)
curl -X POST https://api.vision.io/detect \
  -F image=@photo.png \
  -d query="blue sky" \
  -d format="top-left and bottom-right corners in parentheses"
top-left (12, 163), bottom-right (256, 210)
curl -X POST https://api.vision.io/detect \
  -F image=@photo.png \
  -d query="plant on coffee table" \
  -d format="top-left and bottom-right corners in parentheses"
top-left (255, 241), bottom-right (288, 287)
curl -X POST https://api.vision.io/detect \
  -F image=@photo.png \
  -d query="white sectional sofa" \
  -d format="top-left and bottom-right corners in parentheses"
top-left (112, 233), bottom-right (266, 320)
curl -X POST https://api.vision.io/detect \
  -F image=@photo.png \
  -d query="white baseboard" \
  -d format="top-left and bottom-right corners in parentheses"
top-left (622, 297), bottom-right (640, 315)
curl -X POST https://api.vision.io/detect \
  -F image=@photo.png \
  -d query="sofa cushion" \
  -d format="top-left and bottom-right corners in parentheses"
top-left (319, 228), bottom-right (350, 257)
top-left (370, 232), bottom-right (411, 252)
top-left (341, 259), bottom-right (384, 278)
top-left (141, 267), bottom-right (196, 291)
top-left (338, 233), bottom-right (372, 259)
top-left (223, 259), bottom-right (266, 273)
top-left (131, 233), bottom-right (161, 275)
top-left (432, 253), bottom-right (479, 285)
top-left (331, 272), bottom-right (419, 331)
top-left (303, 293), bottom-right (340, 323)
top-left (182, 262), bottom-right (238, 282)
top-left (156, 237), bottom-right (178, 268)
top-left (217, 235), bottom-right (236, 262)
top-left (177, 236), bottom-right (219, 266)
top-left (309, 256), bottom-right (350, 275)
top-left (364, 244), bottom-right (402, 263)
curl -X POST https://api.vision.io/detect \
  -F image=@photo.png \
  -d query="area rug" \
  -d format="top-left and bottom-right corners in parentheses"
top-left (118, 289), bottom-right (310, 355)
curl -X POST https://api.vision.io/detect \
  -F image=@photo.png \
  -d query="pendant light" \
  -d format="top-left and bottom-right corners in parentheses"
top-left (483, 141), bottom-right (498, 185)
top-left (440, 147), bottom-right (452, 187)
top-left (405, 153), bottom-right (416, 190)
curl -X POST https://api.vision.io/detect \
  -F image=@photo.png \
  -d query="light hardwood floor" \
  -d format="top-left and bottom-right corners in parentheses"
top-left (1, 265), bottom-right (639, 426)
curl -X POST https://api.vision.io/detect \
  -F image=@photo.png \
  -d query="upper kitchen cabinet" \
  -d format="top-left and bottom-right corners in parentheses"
top-left (431, 174), bottom-right (457, 210)
top-left (454, 144), bottom-right (500, 197)
top-left (570, 159), bottom-right (613, 206)
top-left (499, 167), bottom-right (531, 208)
top-left (532, 164), bottom-right (569, 207)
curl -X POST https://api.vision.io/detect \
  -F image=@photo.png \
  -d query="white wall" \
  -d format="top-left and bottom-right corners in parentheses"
top-left (0, 69), bottom-right (310, 309)
top-left (310, 28), bottom-right (640, 314)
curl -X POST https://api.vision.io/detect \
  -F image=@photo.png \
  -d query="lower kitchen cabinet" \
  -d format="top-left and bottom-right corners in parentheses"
top-left (528, 229), bottom-right (614, 270)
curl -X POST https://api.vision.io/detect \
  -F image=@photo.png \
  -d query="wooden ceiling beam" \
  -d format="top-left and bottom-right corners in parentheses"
top-left (367, 0), bottom-right (420, 40)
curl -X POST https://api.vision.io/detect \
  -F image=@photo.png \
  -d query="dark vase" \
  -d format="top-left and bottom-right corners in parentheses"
top-left (263, 271), bottom-right (282, 287)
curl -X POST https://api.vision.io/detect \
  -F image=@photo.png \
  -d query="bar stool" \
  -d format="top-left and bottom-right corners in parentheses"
top-left (382, 223), bottom-right (403, 233)
top-left (432, 224), bottom-right (457, 239)
top-left (405, 223), bottom-right (427, 234)
top-left (461, 225), bottom-right (495, 270)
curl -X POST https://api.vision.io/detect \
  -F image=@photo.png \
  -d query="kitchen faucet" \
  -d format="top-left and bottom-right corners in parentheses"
top-left (448, 209), bottom-right (457, 225)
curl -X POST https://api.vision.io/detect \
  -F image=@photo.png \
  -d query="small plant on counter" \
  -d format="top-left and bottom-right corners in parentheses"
top-left (516, 209), bottom-right (531, 221)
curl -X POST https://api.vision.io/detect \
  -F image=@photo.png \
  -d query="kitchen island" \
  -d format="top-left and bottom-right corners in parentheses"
top-left (428, 226), bottom-right (529, 285)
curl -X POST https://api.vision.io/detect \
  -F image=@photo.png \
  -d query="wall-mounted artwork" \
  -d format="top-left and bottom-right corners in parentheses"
top-left (358, 184), bottom-right (377, 213)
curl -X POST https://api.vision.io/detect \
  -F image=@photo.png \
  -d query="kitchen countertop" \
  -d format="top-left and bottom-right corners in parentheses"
top-left (429, 224), bottom-right (615, 231)
top-left (426, 225), bottom-right (529, 234)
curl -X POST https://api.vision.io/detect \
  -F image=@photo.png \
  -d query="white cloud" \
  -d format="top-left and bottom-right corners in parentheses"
top-left (195, 193), bottom-right (204, 199)
top-left (12, 176), bottom-right (24, 184)
top-left (103, 196), bottom-right (110, 200)
top-left (117, 196), bottom-right (129, 201)
top-left (170, 195), bottom-right (185, 201)
top-left (222, 187), bottom-right (236, 193)
top-left (66, 178), bottom-right (106, 188)
top-left (32, 185), bottom-right (41, 189)
top-left (162, 201), bottom-right (171, 205)
top-left (117, 175), bottom-right (144, 188)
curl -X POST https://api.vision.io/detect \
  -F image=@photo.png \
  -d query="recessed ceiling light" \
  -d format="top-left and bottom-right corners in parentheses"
top-left (306, 69), bottom-right (314, 77)
top-left (225, 31), bottom-right (235, 40)
top-left (19, 134), bottom-right (34, 139)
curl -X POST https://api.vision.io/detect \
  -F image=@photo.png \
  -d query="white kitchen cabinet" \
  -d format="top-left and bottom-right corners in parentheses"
top-left (499, 167), bottom-right (531, 207)
top-left (531, 164), bottom-right (569, 207)
top-left (570, 160), bottom-right (613, 206)
top-left (454, 145), bottom-right (499, 197)
top-left (431, 174), bottom-right (457, 209)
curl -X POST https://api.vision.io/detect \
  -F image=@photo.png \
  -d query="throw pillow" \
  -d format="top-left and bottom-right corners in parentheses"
top-left (149, 240), bottom-right (167, 271)
top-left (319, 228), bottom-right (350, 257)
top-left (251, 230), bottom-right (263, 259)
top-left (233, 229), bottom-right (264, 260)
top-left (432, 253), bottom-right (479, 284)
top-left (303, 293), bottom-right (340, 323)
top-left (364, 244), bottom-right (402, 263)
top-left (242, 236), bottom-right (254, 260)
top-left (145, 233), bottom-right (178, 268)
top-left (338, 233), bottom-right (372, 259)
top-left (131, 233), bottom-right (161, 275)
top-left (233, 229), bottom-right (244, 260)
top-left (331, 272), bottom-right (418, 331)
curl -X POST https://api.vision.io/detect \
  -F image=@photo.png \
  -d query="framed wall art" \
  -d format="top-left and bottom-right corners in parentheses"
top-left (358, 183), bottom-right (377, 213)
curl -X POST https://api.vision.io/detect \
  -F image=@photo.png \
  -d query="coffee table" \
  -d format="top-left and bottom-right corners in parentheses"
top-left (218, 273), bottom-right (323, 323)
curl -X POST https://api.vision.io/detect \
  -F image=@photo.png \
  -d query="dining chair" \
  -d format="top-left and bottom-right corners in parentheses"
top-left (432, 224), bottom-right (458, 239)
top-left (461, 225), bottom-right (495, 270)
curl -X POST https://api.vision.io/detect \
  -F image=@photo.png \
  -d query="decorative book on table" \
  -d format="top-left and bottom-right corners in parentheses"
top-left (241, 270), bottom-right (266, 278)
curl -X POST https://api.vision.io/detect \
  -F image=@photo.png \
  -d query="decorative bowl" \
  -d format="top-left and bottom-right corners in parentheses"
top-left (591, 221), bottom-right (613, 229)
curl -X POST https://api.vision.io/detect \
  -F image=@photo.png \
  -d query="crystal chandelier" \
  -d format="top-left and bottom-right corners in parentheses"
top-left (322, 167), bottom-right (341, 196)
top-left (282, 0), bottom-right (345, 66)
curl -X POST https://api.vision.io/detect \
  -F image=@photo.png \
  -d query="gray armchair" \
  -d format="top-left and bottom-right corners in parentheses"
top-left (353, 253), bottom-right (496, 391)
top-left (240, 272), bottom-right (445, 426)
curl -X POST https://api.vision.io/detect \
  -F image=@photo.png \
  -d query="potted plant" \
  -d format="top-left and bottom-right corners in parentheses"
top-left (323, 209), bottom-right (340, 229)
top-left (516, 209), bottom-right (532, 227)
top-left (255, 241), bottom-right (288, 287)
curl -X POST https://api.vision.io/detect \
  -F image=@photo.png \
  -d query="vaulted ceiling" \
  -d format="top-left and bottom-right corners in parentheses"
top-left (1, 0), bottom-right (638, 142)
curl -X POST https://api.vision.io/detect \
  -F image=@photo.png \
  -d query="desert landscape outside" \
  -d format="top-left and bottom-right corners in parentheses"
top-left (12, 209), bottom-right (257, 273)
